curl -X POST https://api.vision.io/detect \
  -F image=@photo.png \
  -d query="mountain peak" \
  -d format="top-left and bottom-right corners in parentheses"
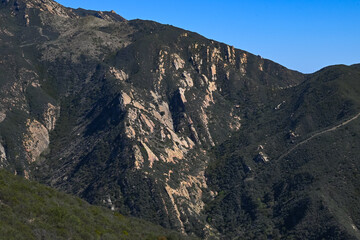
top-left (2, 0), bottom-right (126, 22)
top-left (2, 0), bottom-right (76, 18)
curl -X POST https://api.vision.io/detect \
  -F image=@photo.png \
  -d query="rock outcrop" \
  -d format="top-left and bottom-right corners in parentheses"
top-left (0, 143), bottom-right (6, 166)
top-left (0, 112), bottom-right (6, 123)
top-left (43, 103), bottom-right (60, 131)
top-left (23, 119), bottom-right (49, 163)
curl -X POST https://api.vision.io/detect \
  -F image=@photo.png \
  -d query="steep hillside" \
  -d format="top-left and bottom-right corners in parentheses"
top-left (0, 169), bottom-right (191, 239)
top-left (1, 0), bottom-right (360, 239)
top-left (205, 65), bottom-right (360, 239)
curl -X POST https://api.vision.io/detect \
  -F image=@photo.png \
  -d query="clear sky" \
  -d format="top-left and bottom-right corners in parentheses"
top-left (56, 0), bottom-right (360, 73)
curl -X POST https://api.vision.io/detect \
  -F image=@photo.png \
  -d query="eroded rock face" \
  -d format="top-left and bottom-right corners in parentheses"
top-left (255, 151), bottom-right (270, 163)
top-left (110, 67), bottom-right (129, 81)
top-left (23, 119), bottom-right (49, 163)
top-left (240, 52), bottom-right (247, 75)
top-left (41, 38), bottom-right (301, 236)
top-left (0, 143), bottom-right (6, 166)
top-left (172, 53), bottom-right (185, 70)
top-left (43, 103), bottom-right (60, 131)
top-left (0, 112), bottom-right (6, 123)
top-left (23, 0), bottom-right (77, 18)
top-left (165, 170), bottom-right (210, 234)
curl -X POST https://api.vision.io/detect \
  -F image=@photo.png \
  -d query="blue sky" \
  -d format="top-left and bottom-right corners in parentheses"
top-left (56, 0), bottom-right (360, 73)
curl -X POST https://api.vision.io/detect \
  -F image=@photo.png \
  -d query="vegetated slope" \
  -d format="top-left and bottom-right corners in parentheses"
top-left (0, 0), bottom-right (305, 238)
top-left (0, 169), bottom-right (191, 240)
top-left (205, 65), bottom-right (360, 239)
top-left (1, 0), bottom-right (360, 239)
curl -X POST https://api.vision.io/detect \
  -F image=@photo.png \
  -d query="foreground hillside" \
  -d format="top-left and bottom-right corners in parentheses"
top-left (0, 169), bottom-right (190, 240)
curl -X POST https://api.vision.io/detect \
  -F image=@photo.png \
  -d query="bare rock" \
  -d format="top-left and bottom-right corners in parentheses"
top-left (255, 151), bottom-right (270, 163)
top-left (133, 145), bottom-right (144, 169)
top-left (0, 143), bottom-right (6, 164)
top-left (210, 64), bottom-right (217, 81)
top-left (141, 141), bottom-right (159, 168)
top-left (43, 103), bottom-right (60, 131)
top-left (178, 88), bottom-right (187, 103)
top-left (23, 119), bottom-right (49, 163)
top-left (182, 71), bottom-right (193, 87)
top-left (0, 112), bottom-right (6, 123)
top-left (172, 53), bottom-right (185, 70)
top-left (110, 67), bottom-right (129, 81)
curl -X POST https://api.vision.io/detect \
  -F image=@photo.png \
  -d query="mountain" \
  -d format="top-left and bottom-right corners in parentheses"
top-left (205, 65), bottom-right (360, 239)
top-left (0, 169), bottom-right (191, 239)
top-left (0, 0), bottom-right (360, 239)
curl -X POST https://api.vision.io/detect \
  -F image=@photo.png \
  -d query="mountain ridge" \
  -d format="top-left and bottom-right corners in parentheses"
top-left (2, 0), bottom-right (126, 22)
top-left (1, 0), bottom-right (360, 239)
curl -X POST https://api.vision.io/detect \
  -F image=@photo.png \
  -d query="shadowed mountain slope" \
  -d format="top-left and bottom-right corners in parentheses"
top-left (1, 0), bottom-right (360, 239)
